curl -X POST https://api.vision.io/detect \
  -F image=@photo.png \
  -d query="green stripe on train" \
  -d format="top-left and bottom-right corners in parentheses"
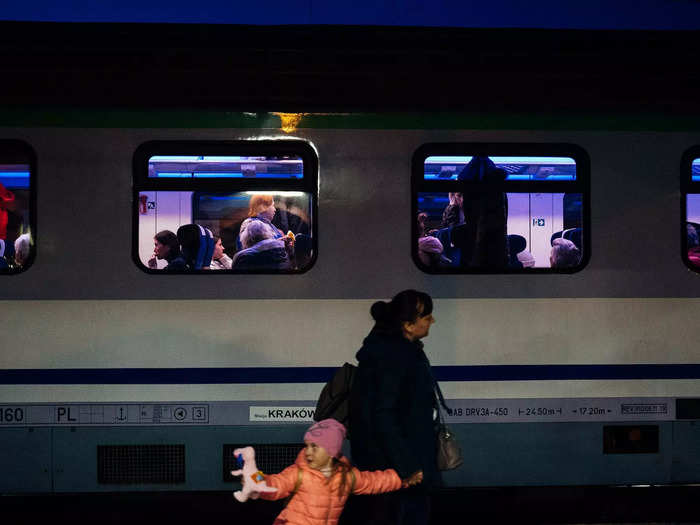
top-left (0, 107), bottom-right (699, 131)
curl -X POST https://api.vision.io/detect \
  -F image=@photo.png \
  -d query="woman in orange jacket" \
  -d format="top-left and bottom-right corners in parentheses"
top-left (234, 418), bottom-right (422, 525)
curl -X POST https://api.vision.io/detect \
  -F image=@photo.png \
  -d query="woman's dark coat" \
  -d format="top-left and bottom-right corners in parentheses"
top-left (349, 328), bottom-right (440, 488)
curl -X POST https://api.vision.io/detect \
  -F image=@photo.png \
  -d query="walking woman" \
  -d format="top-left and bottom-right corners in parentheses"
top-left (348, 289), bottom-right (439, 525)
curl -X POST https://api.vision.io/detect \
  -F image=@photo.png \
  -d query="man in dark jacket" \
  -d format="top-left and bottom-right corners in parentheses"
top-left (348, 290), bottom-right (438, 525)
top-left (455, 155), bottom-right (509, 269)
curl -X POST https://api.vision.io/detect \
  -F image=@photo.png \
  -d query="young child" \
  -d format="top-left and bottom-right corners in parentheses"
top-left (232, 418), bottom-right (422, 525)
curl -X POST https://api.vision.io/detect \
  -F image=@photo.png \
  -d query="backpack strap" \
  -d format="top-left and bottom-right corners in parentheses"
top-left (283, 467), bottom-right (303, 508)
top-left (293, 466), bottom-right (303, 494)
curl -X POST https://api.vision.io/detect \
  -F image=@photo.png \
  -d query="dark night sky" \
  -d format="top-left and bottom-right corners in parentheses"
top-left (2, 0), bottom-right (700, 29)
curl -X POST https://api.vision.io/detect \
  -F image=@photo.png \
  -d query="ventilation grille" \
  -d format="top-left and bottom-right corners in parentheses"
top-left (223, 443), bottom-right (301, 482)
top-left (98, 444), bottom-right (185, 484)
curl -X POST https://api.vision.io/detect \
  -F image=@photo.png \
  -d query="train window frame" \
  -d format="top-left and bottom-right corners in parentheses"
top-left (411, 143), bottom-right (591, 274)
top-left (680, 146), bottom-right (700, 274)
top-left (0, 140), bottom-right (37, 275)
top-left (132, 140), bottom-right (318, 274)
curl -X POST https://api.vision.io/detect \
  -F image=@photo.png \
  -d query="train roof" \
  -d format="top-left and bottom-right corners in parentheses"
top-left (0, 22), bottom-right (698, 113)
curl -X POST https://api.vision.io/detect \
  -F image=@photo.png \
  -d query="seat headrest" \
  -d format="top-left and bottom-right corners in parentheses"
top-left (177, 224), bottom-right (215, 270)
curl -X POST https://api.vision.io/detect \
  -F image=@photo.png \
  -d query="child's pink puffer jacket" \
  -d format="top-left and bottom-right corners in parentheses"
top-left (260, 449), bottom-right (402, 525)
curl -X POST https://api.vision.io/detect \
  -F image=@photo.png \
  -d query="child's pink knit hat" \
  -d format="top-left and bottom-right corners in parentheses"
top-left (303, 419), bottom-right (346, 457)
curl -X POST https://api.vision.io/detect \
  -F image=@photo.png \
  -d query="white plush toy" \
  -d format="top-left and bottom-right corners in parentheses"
top-left (231, 446), bottom-right (278, 502)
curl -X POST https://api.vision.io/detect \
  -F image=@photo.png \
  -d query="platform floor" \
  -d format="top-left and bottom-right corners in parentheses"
top-left (2, 486), bottom-right (699, 524)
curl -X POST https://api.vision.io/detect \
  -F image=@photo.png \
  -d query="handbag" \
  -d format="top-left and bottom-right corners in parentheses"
top-left (434, 379), bottom-right (463, 471)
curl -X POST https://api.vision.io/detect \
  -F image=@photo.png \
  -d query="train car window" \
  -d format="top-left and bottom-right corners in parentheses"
top-left (681, 150), bottom-right (700, 272)
top-left (148, 156), bottom-right (304, 179)
top-left (423, 156), bottom-right (577, 181)
top-left (0, 141), bottom-right (36, 274)
top-left (413, 145), bottom-right (590, 273)
top-left (133, 141), bottom-right (317, 273)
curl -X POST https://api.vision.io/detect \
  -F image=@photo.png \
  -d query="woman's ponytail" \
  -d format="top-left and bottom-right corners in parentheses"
top-left (370, 300), bottom-right (391, 323)
top-left (370, 290), bottom-right (433, 334)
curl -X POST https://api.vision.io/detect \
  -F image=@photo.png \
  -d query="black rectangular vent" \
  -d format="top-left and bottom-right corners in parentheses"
top-left (603, 425), bottom-right (659, 454)
top-left (676, 398), bottom-right (700, 419)
top-left (98, 444), bottom-right (185, 484)
top-left (223, 444), bottom-right (301, 482)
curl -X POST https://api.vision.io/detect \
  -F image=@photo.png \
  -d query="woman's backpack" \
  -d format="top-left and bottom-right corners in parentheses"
top-left (313, 362), bottom-right (356, 433)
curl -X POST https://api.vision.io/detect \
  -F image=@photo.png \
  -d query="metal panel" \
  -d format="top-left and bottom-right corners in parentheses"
top-left (0, 428), bottom-right (51, 493)
top-left (54, 427), bottom-right (193, 492)
top-left (1, 421), bottom-right (679, 492)
top-left (440, 422), bottom-right (672, 487)
top-left (671, 421), bottom-right (700, 483)
top-left (52, 425), bottom-right (306, 492)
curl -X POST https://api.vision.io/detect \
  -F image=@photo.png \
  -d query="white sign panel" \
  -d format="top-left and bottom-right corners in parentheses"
top-left (249, 406), bottom-right (316, 422)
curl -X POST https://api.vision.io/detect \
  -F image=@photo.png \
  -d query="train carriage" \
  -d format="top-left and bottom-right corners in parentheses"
top-left (0, 22), bottom-right (700, 495)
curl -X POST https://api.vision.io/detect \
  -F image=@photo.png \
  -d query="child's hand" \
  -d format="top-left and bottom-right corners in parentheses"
top-left (401, 470), bottom-right (423, 488)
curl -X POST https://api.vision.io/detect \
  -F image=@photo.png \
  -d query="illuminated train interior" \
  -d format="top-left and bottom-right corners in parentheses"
top-left (416, 155), bottom-right (584, 271)
top-left (137, 154), bottom-right (314, 273)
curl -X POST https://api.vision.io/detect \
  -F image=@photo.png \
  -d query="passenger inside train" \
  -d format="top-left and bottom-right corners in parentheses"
top-left (686, 184), bottom-right (700, 268)
top-left (210, 237), bottom-right (232, 270)
top-left (139, 192), bottom-right (312, 272)
top-left (417, 155), bottom-right (583, 271)
top-left (147, 230), bottom-right (187, 271)
top-left (549, 237), bottom-right (581, 268)
top-left (138, 154), bottom-right (313, 272)
top-left (0, 163), bottom-right (32, 272)
top-left (687, 224), bottom-right (700, 266)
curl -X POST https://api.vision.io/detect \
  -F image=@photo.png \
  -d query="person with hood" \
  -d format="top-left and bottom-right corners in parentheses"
top-left (455, 155), bottom-right (509, 269)
top-left (349, 289), bottom-right (438, 525)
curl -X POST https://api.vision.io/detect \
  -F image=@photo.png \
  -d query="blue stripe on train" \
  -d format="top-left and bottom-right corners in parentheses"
top-left (1, 364), bottom-right (700, 384)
